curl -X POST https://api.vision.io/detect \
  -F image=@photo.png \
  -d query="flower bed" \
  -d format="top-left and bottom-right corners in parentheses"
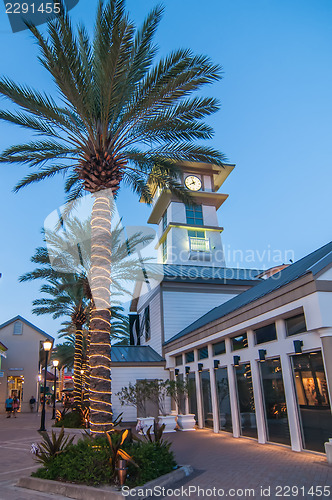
top-left (31, 426), bottom-right (177, 488)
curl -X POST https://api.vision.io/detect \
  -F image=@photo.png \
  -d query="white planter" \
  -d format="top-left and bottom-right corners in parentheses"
top-left (136, 417), bottom-right (155, 434)
top-left (177, 413), bottom-right (196, 431)
top-left (158, 414), bottom-right (177, 433)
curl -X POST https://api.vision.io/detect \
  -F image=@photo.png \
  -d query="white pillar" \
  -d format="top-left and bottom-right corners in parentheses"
top-left (225, 337), bottom-right (240, 437)
top-left (320, 328), bottom-right (332, 463)
top-left (208, 345), bottom-right (219, 433)
top-left (275, 319), bottom-right (302, 451)
top-left (251, 359), bottom-right (267, 444)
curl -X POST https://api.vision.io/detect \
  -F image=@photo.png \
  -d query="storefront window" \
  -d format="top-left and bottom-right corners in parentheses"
top-left (215, 367), bottom-right (232, 432)
top-left (185, 351), bottom-right (194, 363)
top-left (285, 313), bottom-right (306, 337)
top-left (177, 374), bottom-right (186, 415)
top-left (188, 372), bottom-right (198, 423)
top-left (292, 351), bottom-right (332, 452)
top-left (231, 333), bottom-right (248, 351)
top-left (260, 358), bottom-right (290, 445)
top-left (254, 323), bottom-right (277, 344)
top-left (235, 363), bottom-right (257, 438)
top-left (200, 370), bottom-right (213, 428)
top-left (213, 341), bottom-right (226, 356)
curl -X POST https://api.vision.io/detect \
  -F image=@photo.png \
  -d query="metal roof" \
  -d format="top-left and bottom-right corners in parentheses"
top-left (145, 263), bottom-right (263, 284)
top-left (0, 315), bottom-right (54, 341)
top-left (165, 241), bottom-right (332, 345)
top-left (111, 346), bottom-right (165, 363)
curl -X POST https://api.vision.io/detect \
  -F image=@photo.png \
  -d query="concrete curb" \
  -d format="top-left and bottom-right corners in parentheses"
top-left (16, 465), bottom-right (193, 500)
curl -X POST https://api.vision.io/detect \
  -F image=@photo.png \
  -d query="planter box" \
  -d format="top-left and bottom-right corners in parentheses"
top-left (136, 416), bottom-right (155, 433)
top-left (17, 465), bottom-right (194, 500)
top-left (177, 414), bottom-right (196, 431)
top-left (158, 415), bottom-right (177, 433)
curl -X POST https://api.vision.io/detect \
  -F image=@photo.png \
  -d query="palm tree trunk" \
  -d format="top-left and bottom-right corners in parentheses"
top-left (83, 327), bottom-right (91, 404)
top-left (89, 193), bottom-right (113, 433)
top-left (73, 323), bottom-right (84, 407)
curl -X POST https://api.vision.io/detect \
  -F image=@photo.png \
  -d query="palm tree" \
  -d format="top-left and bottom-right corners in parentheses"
top-left (0, 0), bottom-right (225, 432)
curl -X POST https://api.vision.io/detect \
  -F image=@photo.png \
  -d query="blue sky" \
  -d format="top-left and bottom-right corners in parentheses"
top-left (0, 0), bottom-right (331, 339)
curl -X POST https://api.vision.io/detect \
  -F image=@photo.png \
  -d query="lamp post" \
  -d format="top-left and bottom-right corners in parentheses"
top-left (52, 360), bottom-right (59, 420)
top-left (39, 341), bottom-right (52, 432)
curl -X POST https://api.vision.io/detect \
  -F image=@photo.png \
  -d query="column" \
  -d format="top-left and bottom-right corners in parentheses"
top-left (208, 345), bottom-right (219, 433)
top-left (320, 328), bottom-right (332, 463)
top-left (251, 359), bottom-right (267, 444)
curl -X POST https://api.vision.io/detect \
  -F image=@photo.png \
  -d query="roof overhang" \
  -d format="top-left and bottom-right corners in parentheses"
top-left (147, 191), bottom-right (228, 224)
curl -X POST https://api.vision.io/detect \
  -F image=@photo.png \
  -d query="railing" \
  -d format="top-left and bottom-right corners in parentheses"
top-left (189, 237), bottom-right (210, 252)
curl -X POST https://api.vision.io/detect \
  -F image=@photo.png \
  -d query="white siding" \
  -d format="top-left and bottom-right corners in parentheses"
top-left (111, 365), bottom-right (169, 421)
top-left (163, 291), bottom-right (237, 342)
top-left (316, 266), bottom-right (332, 280)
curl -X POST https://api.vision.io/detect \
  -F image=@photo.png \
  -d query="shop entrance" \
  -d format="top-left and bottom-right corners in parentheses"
top-left (292, 351), bottom-right (332, 452)
top-left (7, 375), bottom-right (24, 405)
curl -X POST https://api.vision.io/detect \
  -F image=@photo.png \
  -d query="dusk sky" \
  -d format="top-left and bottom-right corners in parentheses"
top-left (0, 0), bottom-right (331, 340)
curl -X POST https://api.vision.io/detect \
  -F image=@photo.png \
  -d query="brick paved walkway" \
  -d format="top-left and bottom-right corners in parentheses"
top-left (0, 411), bottom-right (331, 499)
top-left (159, 430), bottom-right (332, 499)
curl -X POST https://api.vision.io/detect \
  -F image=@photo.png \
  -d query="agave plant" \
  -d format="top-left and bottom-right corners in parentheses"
top-left (35, 427), bottom-right (74, 467)
top-left (105, 429), bottom-right (138, 476)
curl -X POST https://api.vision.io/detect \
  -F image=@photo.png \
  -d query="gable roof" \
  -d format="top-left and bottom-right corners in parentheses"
top-left (165, 241), bottom-right (332, 345)
top-left (0, 315), bottom-right (54, 342)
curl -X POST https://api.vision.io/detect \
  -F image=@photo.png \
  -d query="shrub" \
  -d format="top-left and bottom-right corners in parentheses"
top-left (32, 432), bottom-right (177, 487)
top-left (125, 441), bottom-right (176, 486)
top-left (32, 437), bottom-right (112, 485)
top-left (54, 410), bottom-right (83, 428)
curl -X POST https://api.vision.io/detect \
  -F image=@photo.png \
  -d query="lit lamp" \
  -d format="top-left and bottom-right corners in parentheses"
top-left (39, 341), bottom-right (52, 431)
top-left (52, 360), bottom-right (59, 420)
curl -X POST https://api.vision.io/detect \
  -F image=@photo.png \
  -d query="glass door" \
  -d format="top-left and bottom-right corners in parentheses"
top-left (260, 358), bottom-right (290, 445)
top-left (215, 367), bottom-right (232, 432)
top-left (235, 363), bottom-right (257, 438)
top-left (188, 372), bottom-right (198, 423)
top-left (200, 370), bottom-right (213, 428)
top-left (292, 351), bottom-right (332, 452)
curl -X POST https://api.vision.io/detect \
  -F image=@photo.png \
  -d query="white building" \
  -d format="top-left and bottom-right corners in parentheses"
top-left (0, 315), bottom-right (54, 412)
top-left (115, 161), bottom-right (332, 457)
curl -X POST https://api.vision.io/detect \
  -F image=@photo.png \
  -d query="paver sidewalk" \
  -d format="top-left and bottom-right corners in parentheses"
top-left (159, 430), bottom-right (332, 499)
top-left (0, 411), bottom-right (331, 499)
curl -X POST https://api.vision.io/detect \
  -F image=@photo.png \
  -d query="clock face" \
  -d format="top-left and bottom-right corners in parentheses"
top-left (184, 175), bottom-right (202, 191)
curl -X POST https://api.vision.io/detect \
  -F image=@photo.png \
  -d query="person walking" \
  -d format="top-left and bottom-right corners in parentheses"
top-left (12, 395), bottom-right (20, 417)
top-left (5, 396), bottom-right (13, 418)
top-left (29, 396), bottom-right (36, 412)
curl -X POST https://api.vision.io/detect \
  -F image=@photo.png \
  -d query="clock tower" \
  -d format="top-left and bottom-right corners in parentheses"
top-left (141, 162), bottom-right (234, 267)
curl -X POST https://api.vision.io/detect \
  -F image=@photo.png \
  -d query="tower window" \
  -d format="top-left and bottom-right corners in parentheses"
top-left (13, 321), bottom-right (23, 335)
top-left (185, 205), bottom-right (203, 225)
top-left (162, 210), bottom-right (167, 232)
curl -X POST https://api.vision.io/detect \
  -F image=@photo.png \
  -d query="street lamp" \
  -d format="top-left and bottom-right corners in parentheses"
top-left (39, 341), bottom-right (52, 432)
top-left (52, 360), bottom-right (59, 420)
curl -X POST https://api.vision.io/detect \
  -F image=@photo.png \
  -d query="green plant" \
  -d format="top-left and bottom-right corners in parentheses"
top-left (32, 436), bottom-right (113, 485)
top-left (138, 421), bottom-right (166, 444)
top-left (126, 441), bottom-right (176, 486)
top-left (105, 429), bottom-right (138, 477)
top-left (166, 378), bottom-right (189, 411)
top-left (54, 410), bottom-right (83, 428)
top-left (35, 428), bottom-right (74, 466)
top-left (116, 381), bottom-right (149, 417)
top-left (145, 380), bottom-right (169, 416)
